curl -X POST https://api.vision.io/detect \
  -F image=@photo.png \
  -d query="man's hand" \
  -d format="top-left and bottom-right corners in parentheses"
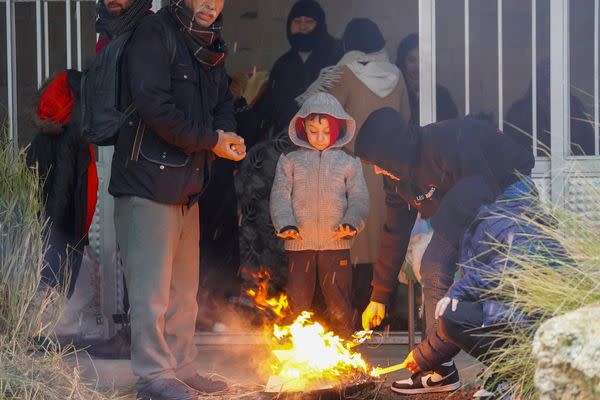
top-left (403, 351), bottom-right (421, 374)
top-left (212, 131), bottom-right (246, 161)
top-left (276, 227), bottom-right (302, 241)
top-left (362, 301), bottom-right (385, 330)
top-left (435, 296), bottom-right (459, 320)
top-left (334, 224), bottom-right (358, 240)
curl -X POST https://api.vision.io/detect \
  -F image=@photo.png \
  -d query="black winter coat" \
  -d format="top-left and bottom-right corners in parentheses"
top-left (109, 9), bottom-right (236, 205)
top-left (27, 70), bottom-right (90, 296)
top-left (253, 36), bottom-right (342, 137)
top-left (355, 109), bottom-right (535, 304)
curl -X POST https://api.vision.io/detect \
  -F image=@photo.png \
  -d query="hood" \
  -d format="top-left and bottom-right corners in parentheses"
top-left (31, 69), bottom-right (82, 135)
top-left (343, 50), bottom-right (400, 98)
top-left (286, 0), bottom-right (328, 52)
top-left (354, 107), bottom-right (421, 179)
top-left (295, 50), bottom-right (400, 106)
top-left (289, 92), bottom-right (356, 150)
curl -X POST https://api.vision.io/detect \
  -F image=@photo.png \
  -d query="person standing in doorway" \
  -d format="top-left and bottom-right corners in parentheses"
top-left (253, 0), bottom-right (343, 138)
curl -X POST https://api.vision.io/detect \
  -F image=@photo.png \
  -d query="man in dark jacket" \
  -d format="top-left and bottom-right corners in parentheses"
top-left (108, 0), bottom-right (245, 398)
top-left (356, 108), bottom-right (535, 394)
top-left (253, 0), bottom-right (342, 138)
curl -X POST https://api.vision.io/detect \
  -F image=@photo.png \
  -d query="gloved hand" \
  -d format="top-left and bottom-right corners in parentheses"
top-left (276, 226), bottom-right (302, 241)
top-left (362, 301), bottom-right (385, 330)
top-left (334, 224), bottom-right (358, 240)
top-left (435, 296), bottom-right (459, 320)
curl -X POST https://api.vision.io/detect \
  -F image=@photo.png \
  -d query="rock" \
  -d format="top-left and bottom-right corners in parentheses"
top-left (533, 304), bottom-right (600, 399)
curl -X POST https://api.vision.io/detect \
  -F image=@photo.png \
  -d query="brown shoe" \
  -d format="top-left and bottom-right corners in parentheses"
top-left (137, 378), bottom-right (200, 400)
top-left (183, 374), bottom-right (228, 393)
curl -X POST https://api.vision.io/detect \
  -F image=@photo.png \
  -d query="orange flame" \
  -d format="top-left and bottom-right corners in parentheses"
top-left (245, 268), bottom-right (371, 393)
top-left (245, 268), bottom-right (289, 318)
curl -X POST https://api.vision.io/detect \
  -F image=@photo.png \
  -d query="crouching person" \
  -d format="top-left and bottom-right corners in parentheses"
top-left (270, 93), bottom-right (369, 336)
top-left (397, 179), bottom-right (564, 399)
top-left (109, 0), bottom-right (246, 398)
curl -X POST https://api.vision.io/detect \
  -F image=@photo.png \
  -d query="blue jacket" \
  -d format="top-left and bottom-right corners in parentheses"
top-left (447, 179), bottom-right (563, 326)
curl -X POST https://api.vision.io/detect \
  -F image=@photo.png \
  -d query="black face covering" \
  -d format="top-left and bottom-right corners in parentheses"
top-left (289, 30), bottom-right (321, 52)
top-left (286, 0), bottom-right (328, 52)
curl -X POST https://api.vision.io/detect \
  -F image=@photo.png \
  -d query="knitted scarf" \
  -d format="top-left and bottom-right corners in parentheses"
top-left (169, 0), bottom-right (227, 69)
top-left (95, 0), bottom-right (152, 40)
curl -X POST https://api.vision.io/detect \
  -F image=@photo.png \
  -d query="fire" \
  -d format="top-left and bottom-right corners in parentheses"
top-left (245, 268), bottom-right (371, 393)
top-left (245, 268), bottom-right (289, 318)
top-left (268, 311), bottom-right (368, 392)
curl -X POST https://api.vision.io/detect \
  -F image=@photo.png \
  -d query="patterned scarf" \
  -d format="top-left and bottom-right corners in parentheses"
top-left (95, 0), bottom-right (152, 39)
top-left (169, 0), bottom-right (227, 69)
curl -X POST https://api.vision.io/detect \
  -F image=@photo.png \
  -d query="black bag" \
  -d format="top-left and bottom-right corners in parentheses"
top-left (81, 31), bottom-right (136, 146)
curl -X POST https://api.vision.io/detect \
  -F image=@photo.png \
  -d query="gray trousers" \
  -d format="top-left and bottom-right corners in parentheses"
top-left (114, 196), bottom-right (199, 383)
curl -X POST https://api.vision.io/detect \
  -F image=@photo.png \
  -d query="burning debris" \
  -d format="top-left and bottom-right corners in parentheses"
top-left (244, 268), bottom-right (383, 395)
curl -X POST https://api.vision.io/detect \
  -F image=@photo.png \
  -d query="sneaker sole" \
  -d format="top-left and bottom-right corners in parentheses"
top-left (390, 381), bottom-right (462, 395)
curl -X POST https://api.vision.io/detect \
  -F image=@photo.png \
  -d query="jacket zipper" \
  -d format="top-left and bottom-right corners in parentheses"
top-left (317, 151), bottom-right (322, 250)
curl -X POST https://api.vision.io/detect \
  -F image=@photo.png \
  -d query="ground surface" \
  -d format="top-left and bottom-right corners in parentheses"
top-left (71, 343), bottom-right (483, 399)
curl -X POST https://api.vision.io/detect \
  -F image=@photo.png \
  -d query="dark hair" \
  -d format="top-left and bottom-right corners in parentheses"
top-left (342, 18), bottom-right (385, 54)
top-left (396, 33), bottom-right (419, 71)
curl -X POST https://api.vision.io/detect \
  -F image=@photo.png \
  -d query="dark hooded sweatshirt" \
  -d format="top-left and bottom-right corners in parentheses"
top-left (253, 0), bottom-right (343, 137)
top-left (355, 108), bottom-right (535, 304)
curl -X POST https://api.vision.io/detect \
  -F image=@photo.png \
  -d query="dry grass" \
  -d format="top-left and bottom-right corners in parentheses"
top-left (0, 136), bottom-right (123, 400)
top-left (480, 173), bottom-right (600, 398)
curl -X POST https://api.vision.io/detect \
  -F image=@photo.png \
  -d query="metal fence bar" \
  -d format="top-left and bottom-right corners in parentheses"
top-left (5, 0), bottom-right (18, 150)
top-left (498, 0), bottom-right (504, 130)
top-left (532, 0), bottom-right (538, 156)
top-left (35, 0), bottom-right (42, 87)
top-left (44, 0), bottom-right (49, 79)
top-left (550, 0), bottom-right (569, 202)
top-left (594, 0), bottom-right (599, 156)
top-left (464, 0), bottom-right (470, 116)
top-left (419, 0), bottom-right (437, 125)
top-left (76, 0), bottom-right (82, 70)
top-left (65, 0), bottom-right (72, 68)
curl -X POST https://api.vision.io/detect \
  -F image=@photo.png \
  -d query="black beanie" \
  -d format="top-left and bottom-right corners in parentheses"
top-left (286, 0), bottom-right (328, 50)
top-left (342, 18), bottom-right (386, 54)
top-left (355, 108), bottom-right (420, 179)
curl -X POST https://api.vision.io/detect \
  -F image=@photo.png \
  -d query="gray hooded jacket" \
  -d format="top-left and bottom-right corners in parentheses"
top-left (270, 93), bottom-right (369, 251)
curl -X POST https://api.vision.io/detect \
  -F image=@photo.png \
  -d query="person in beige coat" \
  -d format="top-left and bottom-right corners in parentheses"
top-left (297, 18), bottom-right (411, 269)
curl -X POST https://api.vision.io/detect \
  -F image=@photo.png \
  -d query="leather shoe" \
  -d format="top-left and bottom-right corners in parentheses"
top-left (183, 374), bottom-right (228, 393)
top-left (137, 378), bottom-right (200, 400)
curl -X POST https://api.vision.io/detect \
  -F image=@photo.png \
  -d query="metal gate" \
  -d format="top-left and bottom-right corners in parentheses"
top-left (3, 0), bottom-right (599, 337)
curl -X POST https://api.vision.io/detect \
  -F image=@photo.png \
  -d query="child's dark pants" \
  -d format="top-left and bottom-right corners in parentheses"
top-left (286, 249), bottom-right (354, 336)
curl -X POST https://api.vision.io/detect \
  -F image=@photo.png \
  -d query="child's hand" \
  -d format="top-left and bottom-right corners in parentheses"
top-left (276, 226), bottom-right (302, 241)
top-left (335, 224), bottom-right (357, 240)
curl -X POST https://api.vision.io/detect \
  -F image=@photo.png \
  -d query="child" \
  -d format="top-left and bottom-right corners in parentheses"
top-left (270, 93), bottom-right (369, 335)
